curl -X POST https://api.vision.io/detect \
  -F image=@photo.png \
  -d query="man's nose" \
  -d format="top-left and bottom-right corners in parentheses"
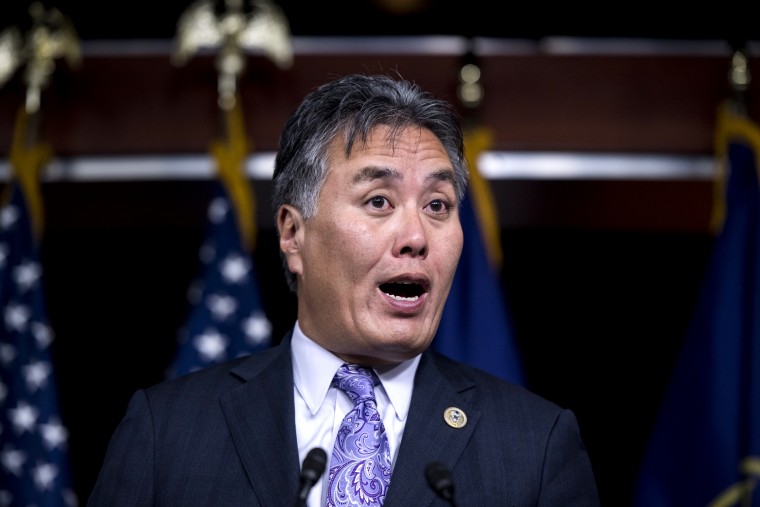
top-left (393, 209), bottom-right (428, 258)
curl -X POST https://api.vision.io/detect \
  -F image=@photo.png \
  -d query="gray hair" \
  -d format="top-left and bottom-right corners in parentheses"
top-left (272, 73), bottom-right (469, 292)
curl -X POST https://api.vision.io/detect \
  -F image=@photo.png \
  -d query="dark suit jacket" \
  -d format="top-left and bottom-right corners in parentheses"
top-left (87, 333), bottom-right (600, 506)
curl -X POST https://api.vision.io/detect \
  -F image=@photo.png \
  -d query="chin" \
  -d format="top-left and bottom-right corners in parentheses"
top-left (377, 334), bottom-right (432, 360)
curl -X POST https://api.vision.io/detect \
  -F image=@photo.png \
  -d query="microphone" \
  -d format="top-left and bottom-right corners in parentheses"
top-left (295, 447), bottom-right (327, 507)
top-left (425, 461), bottom-right (458, 507)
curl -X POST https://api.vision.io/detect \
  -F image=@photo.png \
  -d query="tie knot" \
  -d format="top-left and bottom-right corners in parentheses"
top-left (332, 364), bottom-right (379, 403)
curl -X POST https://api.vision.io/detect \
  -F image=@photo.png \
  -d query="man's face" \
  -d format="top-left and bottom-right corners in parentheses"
top-left (278, 125), bottom-right (463, 365)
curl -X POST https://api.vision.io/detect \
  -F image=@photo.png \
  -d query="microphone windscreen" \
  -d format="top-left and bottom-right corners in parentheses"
top-left (301, 447), bottom-right (328, 482)
top-left (425, 461), bottom-right (455, 499)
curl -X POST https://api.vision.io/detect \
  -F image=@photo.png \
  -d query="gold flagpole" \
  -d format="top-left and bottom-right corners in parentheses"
top-left (1, 2), bottom-right (80, 239)
top-left (710, 43), bottom-right (753, 235)
top-left (173, 0), bottom-right (292, 252)
top-left (211, 92), bottom-right (257, 250)
top-left (458, 46), bottom-right (503, 270)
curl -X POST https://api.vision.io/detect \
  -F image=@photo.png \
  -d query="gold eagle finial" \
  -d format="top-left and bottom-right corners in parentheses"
top-left (0, 2), bottom-right (81, 113)
top-left (173, 0), bottom-right (293, 110)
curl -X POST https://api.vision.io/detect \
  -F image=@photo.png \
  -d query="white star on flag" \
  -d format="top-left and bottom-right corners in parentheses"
top-left (208, 197), bottom-right (229, 223)
top-left (219, 253), bottom-right (250, 284)
top-left (0, 205), bottom-right (18, 229)
top-left (194, 328), bottom-right (228, 362)
top-left (206, 293), bottom-right (237, 321)
top-left (32, 461), bottom-right (58, 490)
top-left (31, 322), bottom-right (53, 349)
top-left (0, 448), bottom-right (26, 476)
top-left (4, 303), bottom-right (30, 333)
top-left (169, 185), bottom-right (272, 378)
top-left (199, 241), bottom-right (216, 264)
top-left (242, 311), bottom-right (272, 346)
top-left (39, 419), bottom-right (68, 450)
top-left (13, 260), bottom-right (41, 292)
top-left (0, 182), bottom-right (78, 505)
top-left (0, 343), bottom-right (15, 365)
top-left (23, 361), bottom-right (51, 392)
top-left (9, 401), bottom-right (39, 434)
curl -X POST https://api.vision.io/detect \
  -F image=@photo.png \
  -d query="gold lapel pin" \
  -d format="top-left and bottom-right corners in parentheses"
top-left (443, 407), bottom-right (467, 428)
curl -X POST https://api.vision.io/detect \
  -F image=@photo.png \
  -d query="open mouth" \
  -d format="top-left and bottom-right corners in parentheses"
top-left (379, 281), bottom-right (426, 301)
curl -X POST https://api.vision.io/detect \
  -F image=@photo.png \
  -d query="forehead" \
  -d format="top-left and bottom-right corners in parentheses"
top-left (330, 125), bottom-right (450, 163)
top-left (321, 126), bottom-right (457, 199)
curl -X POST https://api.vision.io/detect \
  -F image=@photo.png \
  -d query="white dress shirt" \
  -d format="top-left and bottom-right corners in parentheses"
top-left (291, 321), bottom-right (420, 507)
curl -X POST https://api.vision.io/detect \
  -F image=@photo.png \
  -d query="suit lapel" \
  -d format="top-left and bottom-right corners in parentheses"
top-left (384, 352), bottom-right (480, 506)
top-left (214, 340), bottom-right (479, 506)
top-left (220, 339), bottom-right (301, 507)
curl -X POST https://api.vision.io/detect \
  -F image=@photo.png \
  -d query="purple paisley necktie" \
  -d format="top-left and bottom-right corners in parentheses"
top-left (326, 364), bottom-right (392, 507)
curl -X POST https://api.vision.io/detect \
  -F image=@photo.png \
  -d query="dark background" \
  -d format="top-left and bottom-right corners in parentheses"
top-left (2, 0), bottom-right (759, 41)
top-left (38, 182), bottom-right (712, 505)
top-left (37, 181), bottom-right (713, 506)
top-left (1, 0), bottom-right (756, 505)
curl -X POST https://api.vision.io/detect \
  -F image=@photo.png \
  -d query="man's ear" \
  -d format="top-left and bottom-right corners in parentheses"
top-left (277, 204), bottom-right (304, 277)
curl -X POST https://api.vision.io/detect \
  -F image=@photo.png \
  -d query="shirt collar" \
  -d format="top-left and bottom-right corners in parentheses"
top-left (374, 356), bottom-right (418, 421)
top-left (292, 322), bottom-right (344, 416)
top-left (291, 321), bottom-right (420, 421)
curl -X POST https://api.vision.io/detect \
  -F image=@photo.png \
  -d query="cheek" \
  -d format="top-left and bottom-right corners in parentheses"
top-left (311, 218), bottom-right (379, 278)
top-left (336, 222), bottom-right (381, 272)
top-left (453, 229), bottom-right (464, 258)
top-left (439, 229), bottom-right (464, 276)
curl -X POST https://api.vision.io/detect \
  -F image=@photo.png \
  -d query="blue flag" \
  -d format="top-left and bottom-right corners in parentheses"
top-left (632, 106), bottom-right (760, 507)
top-left (432, 127), bottom-right (525, 385)
top-left (168, 182), bottom-right (272, 378)
top-left (433, 190), bottom-right (525, 385)
top-left (0, 183), bottom-right (77, 507)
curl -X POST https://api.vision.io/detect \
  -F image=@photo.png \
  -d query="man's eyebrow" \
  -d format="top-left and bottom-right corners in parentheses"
top-left (353, 166), bottom-right (456, 187)
top-left (352, 166), bottom-right (402, 184)
top-left (427, 168), bottom-right (457, 189)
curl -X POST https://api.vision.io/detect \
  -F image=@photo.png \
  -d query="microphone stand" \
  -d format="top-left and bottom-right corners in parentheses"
top-left (426, 461), bottom-right (459, 507)
top-left (294, 448), bottom-right (327, 507)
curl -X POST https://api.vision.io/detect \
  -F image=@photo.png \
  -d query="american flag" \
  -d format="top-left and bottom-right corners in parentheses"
top-left (0, 182), bottom-right (77, 507)
top-left (168, 182), bottom-right (272, 378)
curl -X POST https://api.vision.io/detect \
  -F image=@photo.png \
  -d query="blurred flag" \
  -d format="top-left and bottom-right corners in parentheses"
top-left (433, 126), bottom-right (525, 385)
top-left (168, 95), bottom-right (272, 378)
top-left (0, 108), bottom-right (77, 506)
top-left (632, 104), bottom-right (760, 507)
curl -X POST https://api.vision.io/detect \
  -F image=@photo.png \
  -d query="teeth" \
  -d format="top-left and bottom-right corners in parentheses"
top-left (385, 293), bottom-right (419, 301)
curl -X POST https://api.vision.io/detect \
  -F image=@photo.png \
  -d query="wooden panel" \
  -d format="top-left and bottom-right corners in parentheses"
top-left (1, 41), bottom-right (746, 234)
top-left (1, 45), bottom-right (756, 155)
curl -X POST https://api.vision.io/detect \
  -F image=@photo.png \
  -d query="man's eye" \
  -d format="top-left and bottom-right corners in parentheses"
top-left (427, 199), bottom-right (449, 214)
top-left (369, 196), bottom-right (388, 209)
